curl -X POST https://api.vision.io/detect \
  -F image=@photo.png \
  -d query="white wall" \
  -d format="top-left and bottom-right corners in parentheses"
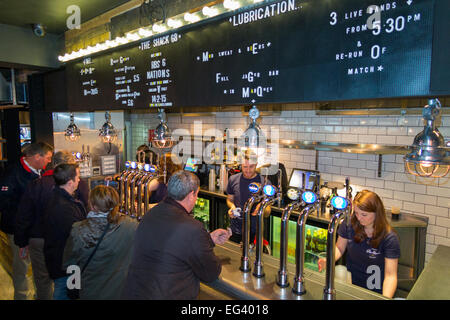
top-left (129, 106), bottom-right (450, 263)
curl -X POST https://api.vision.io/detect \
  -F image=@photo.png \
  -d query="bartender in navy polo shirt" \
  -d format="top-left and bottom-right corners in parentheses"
top-left (226, 150), bottom-right (270, 244)
top-left (320, 189), bottom-right (400, 298)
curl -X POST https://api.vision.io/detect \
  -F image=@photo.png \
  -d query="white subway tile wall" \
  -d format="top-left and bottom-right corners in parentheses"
top-left (129, 110), bottom-right (450, 263)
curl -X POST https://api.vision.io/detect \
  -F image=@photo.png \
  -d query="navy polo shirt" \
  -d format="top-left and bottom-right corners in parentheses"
top-left (226, 172), bottom-right (263, 236)
top-left (338, 221), bottom-right (401, 294)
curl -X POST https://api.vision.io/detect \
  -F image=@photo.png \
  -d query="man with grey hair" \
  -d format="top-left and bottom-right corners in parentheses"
top-left (122, 170), bottom-right (231, 300)
top-left (14, 150), bottom-right (88, 300)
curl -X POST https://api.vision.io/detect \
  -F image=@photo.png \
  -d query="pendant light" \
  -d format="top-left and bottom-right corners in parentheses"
top-left (153, 108), bottom-right (173, 149)
top-left (64, 113), bottom-right (81, 142)
top-left (98, 111), bottom-right (118, 143)
top-left (242, 105), bottom-right (266, 157)
top-left (404, 98), bottom-right (450, 178)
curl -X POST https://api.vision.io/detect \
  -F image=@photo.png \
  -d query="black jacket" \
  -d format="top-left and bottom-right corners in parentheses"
top-left (43, 186), bottom-right (87, 279)
top-left (0, 158), bottom-right (40, 234)
top-left (122, 197), bottom-right (221, 300)
top-left (14, 170), bottom-right (89, 248)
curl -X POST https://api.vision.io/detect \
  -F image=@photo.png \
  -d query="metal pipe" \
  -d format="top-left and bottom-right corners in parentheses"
top-left (124, 166), bottom-right (142, 215)
top-left (240, 194), bottom-right (263, 272)
top-left (277, 201), bottom-right (302, 288)
top-left (136, 173), bottom-right (152, 218)
top-left (129, 167), bottom-right (146, 218)
top-left (118, 165), bottom-right (132, 212)
top-left (121, 167), bottom-right (137, 213)
top-left (292, 202), bottom-right (319, 295)
top-left (253, 196), bottom-right (276, 278)
top-left (323, 209), bottom-right (347, 300)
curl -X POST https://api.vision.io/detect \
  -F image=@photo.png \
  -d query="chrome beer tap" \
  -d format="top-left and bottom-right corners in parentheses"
top-left (136, 164), bottom-right (156, 219)
top-left (277, 187), bottom-right (304, 288)
top-left (143, 165), bottom-right (159, 215)
top-left (118, 161), bottom-right (132, 212)
top-left (129, 163), bottom-right (146, 218)
top-left (292, 190), bottom-right (320, 295)
top-left (240, 182), bottom-right (264, 273)
top-left (123, 161), bottom-right (139, 215)
top-left (137, 164), bottom-right (157, 220)
top-left (323, 195), bottom-right (351, 300)
top-left (253, 184), bottom-right (277, 278)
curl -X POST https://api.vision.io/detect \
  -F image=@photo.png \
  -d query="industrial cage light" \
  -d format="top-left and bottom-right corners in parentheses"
top-left (99, 111), bottom-right (118, 143)
top-left (404, 98), bottom-right (450, 178)
top-left (64, 113), bottom-right (81, 142)
top-left (242, 105), bottom-right (266, 157)
top-left (153, 108), bottom-right (173, 149)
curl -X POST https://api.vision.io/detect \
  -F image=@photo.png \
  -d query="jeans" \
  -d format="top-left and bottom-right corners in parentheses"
top-left (53, 276), bottom-right (70, 300)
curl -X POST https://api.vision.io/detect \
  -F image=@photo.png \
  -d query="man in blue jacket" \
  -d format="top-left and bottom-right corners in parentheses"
top-left (42, 163), bottom-right (86, 300)
top-left (0, 142), bottom-right (53, 300)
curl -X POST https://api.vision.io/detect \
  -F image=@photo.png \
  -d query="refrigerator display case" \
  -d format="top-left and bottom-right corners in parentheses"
top-left (271, 216), bottom-right (327, 272)
top-left (193, 197), bottom-right (211, 231)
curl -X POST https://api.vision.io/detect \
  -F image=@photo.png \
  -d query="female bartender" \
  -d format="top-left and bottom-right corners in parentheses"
top-left (146, 153), bottom-right (182, 209)
top-left (321, 190), bottom-right (400, 298)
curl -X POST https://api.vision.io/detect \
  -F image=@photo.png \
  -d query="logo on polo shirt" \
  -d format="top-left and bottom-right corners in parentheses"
top-left (1, 186), bottom-right (8, 192)
top-left (366, 248), bottom-right (381, 259)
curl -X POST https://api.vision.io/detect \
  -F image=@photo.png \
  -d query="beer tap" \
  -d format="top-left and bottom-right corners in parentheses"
top-left (123, 161), bottom-right (139, 215)
top-left (323, 195), bottom-right (351, 300)
top-left (277, 187), bottom-right (304, 288)
top-left (142, 165), bottom-right (159, 215)
top-left (253, 184), bottom-right (277, 278)
top-left (118, 161), bottom-right (132, 212)
top-left (129, 163), bottom-right (146, 218)
top-left (240, 182), bottom-right (264, 273)
top-left (292, 190), bottom-right (320, 295)
top-left (136, 164), bottom-right (157, 219)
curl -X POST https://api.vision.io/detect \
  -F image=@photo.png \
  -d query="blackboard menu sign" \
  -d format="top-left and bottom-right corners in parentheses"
top-left (66, 0), bottom-right (436, 111)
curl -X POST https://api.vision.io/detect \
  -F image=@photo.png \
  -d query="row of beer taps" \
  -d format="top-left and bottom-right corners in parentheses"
top-left (117, 161), bottom-right (161, 220)
top-left (239, 177), bottom-right (353, 300)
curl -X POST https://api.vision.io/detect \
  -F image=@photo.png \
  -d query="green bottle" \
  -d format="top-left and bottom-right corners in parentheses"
top-left (312, 230), bottom-right (319, 253)
top-left (306, 229), bottom-right (312, 251)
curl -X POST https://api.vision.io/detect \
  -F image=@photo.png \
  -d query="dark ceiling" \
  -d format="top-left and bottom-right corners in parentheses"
top-left (0, 0), bottom-right (132, 35)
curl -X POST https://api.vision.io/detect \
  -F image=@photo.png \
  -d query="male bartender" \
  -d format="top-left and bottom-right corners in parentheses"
top-left (226, 150), bottom-right (270, 244)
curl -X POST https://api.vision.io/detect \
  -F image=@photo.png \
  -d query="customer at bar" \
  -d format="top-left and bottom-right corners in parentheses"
top-left (320, 190), bottom-right (400, 298)
top-left (14, 150), bottom-right (88, 300)
top-left (122, 170), bottom-right (231, 300)
top-left (0, 142), bottom-right (53, 300)
top-left (43, 163), bottom-right (86, 300)
top-left (226, 149), bottom-right (269, 244)
top-left (63, 185), bottom-right (137, 299)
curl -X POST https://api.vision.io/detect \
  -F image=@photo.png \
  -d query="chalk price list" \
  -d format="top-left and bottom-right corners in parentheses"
top-left (111, 55), bottom-right (141, 107)
top-left (80, 57), bottom-right (99, 97)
